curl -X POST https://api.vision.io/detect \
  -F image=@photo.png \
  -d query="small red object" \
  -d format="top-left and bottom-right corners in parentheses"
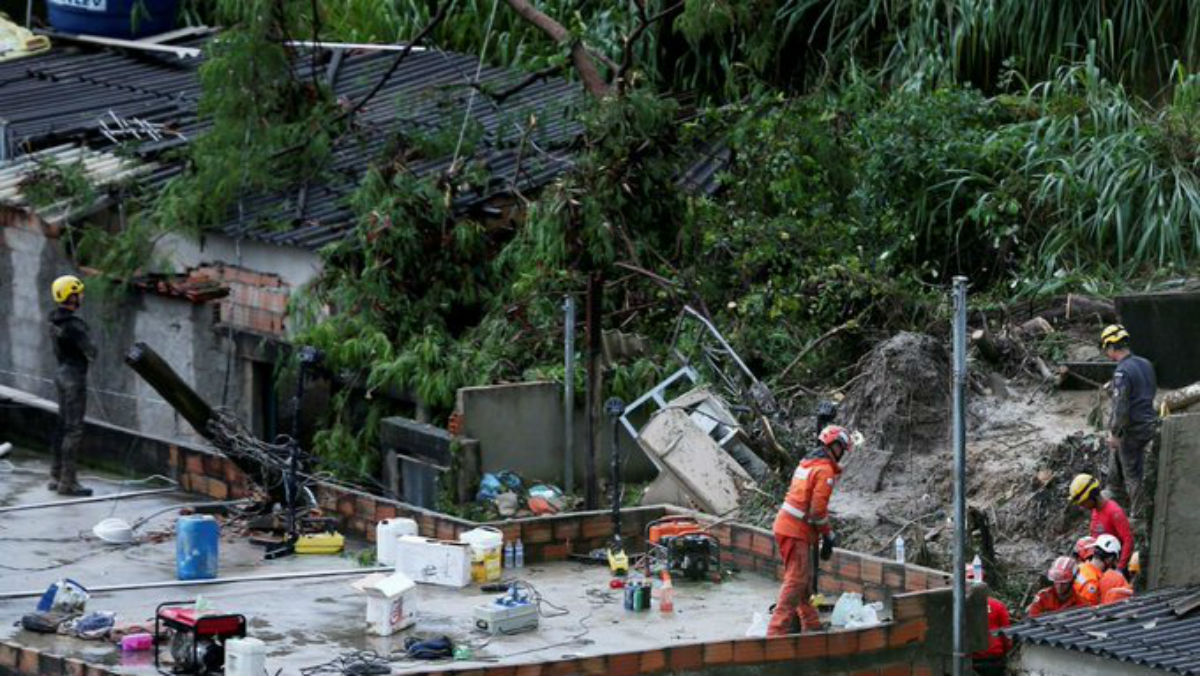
top-left (610, 578), bottom-right (625, 589)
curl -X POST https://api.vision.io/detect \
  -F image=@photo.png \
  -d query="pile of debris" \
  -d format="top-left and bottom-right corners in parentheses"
top-left (995, 432), bottom-right (1100, 545)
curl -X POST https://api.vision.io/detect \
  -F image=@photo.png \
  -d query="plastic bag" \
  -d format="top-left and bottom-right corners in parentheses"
top-left (830, 592), bottom-right (863, 628)
top-left (36, 579), bottom-right (89, 614)
top-left (745, 611), bottom-right (768, 637)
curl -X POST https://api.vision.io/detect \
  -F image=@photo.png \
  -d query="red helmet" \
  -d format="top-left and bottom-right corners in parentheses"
top-left (1074, 536), bottom-right (1097, 561)
top-left (819, 425), bottom-right (853, 453)
top-left (1048, 556), bottom-right (1077, 584)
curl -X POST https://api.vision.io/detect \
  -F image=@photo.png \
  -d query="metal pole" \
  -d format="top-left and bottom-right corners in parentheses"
top-left (0, 566), bottom-right (395, 601)
top-left (25, 0), bottom-right (32, 28)
top-left (0, 488), bottom-right (177, 514)
top-left (563, 296), bottom-right (576, 494)
top-left (951, 276), bottom-right (968, 676)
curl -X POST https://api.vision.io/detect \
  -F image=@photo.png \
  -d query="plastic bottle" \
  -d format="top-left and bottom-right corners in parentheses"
top-left (895, 536), bottom-right (905, 563)
top-left (659, 571), bottom-right (674, 614)
top-left (120, 633), bottom-right (153, 652)
top-left (971, 555), bottom-right (983, 583)
top-left (504, 541), bottom-right (515, 569)
top-left (515, 539), bottom-right (525, 568)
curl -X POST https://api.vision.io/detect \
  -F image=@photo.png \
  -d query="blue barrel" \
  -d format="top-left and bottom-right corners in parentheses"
top-left (47, 0), bottom-right (180, 40)
top-left (176, 515), bottom-right (219, 581)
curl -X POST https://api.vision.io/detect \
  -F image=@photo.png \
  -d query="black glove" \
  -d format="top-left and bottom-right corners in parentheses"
top-left (820, 534), bottom-right (835, 560)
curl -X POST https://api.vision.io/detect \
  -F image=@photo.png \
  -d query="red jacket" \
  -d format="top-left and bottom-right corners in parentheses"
top-left (1027, 587), bottom-right (1074, 617)
top-left (1090, 499), bottom-right (1134, 571)
top-left (773, 456), bottom-right (840, 542)
top-left (972, 597), bottom-right (1011, 659)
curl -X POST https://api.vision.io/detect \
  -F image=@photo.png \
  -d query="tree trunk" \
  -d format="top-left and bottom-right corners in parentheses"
top-left (502, 0), bottom-right (611, 97)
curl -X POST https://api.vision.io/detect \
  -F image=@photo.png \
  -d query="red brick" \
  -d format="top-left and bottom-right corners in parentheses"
top-left (417, 513), bottom-right (436, 536)
top-left (732, 552), bottom-right (755, 572)
top-left (436, 520), bottom-right (456, 541)
top-left (0, 643), bottom-right (18, 669)
top-left (223, 461), bottom-right (243, 484)
top-left (39, 653), bottom-right (65, 675)
top-left (64, 657), bottom-right (88, 676)
top-left (607, 652), bottom-right (640, 676)
top-left (890, 619), bottom-right (928, 647)
top-left (203, 454), bottom-right (225, 478)
top-left (577, 656), bottom-right (607, 675)
top-left (881, 663), bottom-right (914, 676)
top-left (638, 648), bottom-right (667, 672)
top-left (86, 667), bottom-right (114, 676)
top-left (893, 594), bottom-right (925, 620)
top-left (539, 660), bottom-right (577, 676)
top-left (840, 579), bottom-right (865, 594)
top-left (732, 639), bottom-right (765, 664)
top-left (499, 523), bottom-right (522, 542)
top-left (553, 519), bottom-right (581, 539)
top-left (168, 445), bottom-right (180, 470)
top-left (540, 542), bottom-right (569, 561)
top-left (732, 527), bottom-right (753, 554)
top-left (206, 478), bottom-right (228, 500)
top-left (376, 504), bottom-right (397, 521)
top-left (763, 636), bottom-right (796, 661)
top-left (18, 648), bottom-right (38, 675)
top-left (337, 495), bottom-right (355, 517)
top-left (185, 453), bottom-right (204, 475)
top-left (581, 517), bottom-right (613, 539)
top-left (906, 570), bottom-right (929, 591)
top-left (751, 533), bottom-right (776, 558)
top-left (355, 496), bottom-right (375, 516)
top-left (827, 629), bottom-right (860, 657)
top-left (884, 562), bottom-right (906, 590)
top-left (703, 641), bottom-right (734, 665)
top-left (483, 667), bottom-right (517, 676)
top-left (795, 633), bottom-right (828, 660)
top-left (850, 670), bottom-right (879, 676)
top-left (522, 522), bottom-right (553, 544)
top-left (709, 523), bottom-right (732, 545)
top-left (911, 662), bottom-right (934, 676)
top-left (861, 557), bottom-right (884, 585)
top-left (514, 664), bottom-right (544, 676)
top-left (668, 645), bottom-right (703, 671)
top-left (858, 626), bottom-right (887, 653)
top-left (837, 554), bottom-right (862, 581)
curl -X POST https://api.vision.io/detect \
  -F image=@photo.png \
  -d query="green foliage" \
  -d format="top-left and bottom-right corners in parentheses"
top-left (18, 157), bottom-right (97, 212)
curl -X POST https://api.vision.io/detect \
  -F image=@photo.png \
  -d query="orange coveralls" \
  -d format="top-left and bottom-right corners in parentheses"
top-left (768, 455), bottom-right (840, 636)
top-left (1073, 562), bottom-right (1102, 607)
top-left (1026, 587), bottom-right (1075, 617)
top-left (1100, 569), bottom-right (1133, 604)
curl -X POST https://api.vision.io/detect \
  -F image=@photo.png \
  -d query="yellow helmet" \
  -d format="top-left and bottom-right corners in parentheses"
top-left (51, 275), bottom-right (84, 304)
top-left (1068, 473), bottom-right (1100, 506)
top-left (1129, 551), bottom-right (1141, 575)
top-left (1099, 324), bottom-right (1130, 349)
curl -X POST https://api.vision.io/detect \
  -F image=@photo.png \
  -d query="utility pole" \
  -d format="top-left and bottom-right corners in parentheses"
top-left (563, 295), bottom-right (575, 495)
top-left (951, 276), bottom-right (968, 676)
top-left (583, 273), bottom-right (602, 509)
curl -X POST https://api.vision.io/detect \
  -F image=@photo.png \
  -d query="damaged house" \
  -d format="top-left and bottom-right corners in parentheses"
top-left (0, 30), bottom-right (581, 448)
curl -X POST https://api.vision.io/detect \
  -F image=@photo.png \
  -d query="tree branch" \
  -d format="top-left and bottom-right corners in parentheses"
top-left (618, 0), bottom-right (685, 91)
top-left (502, 0), bottom-right (611, 97)
top-left (473, 62), bottom-right (568, 103)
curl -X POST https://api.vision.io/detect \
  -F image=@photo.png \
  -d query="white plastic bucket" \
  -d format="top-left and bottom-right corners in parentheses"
top-left (376, 518), bottom-right (418, 566)
top-left (459, 527), bottom-right (503, 582)
top-left (224, 637), bottom-right (266, 676)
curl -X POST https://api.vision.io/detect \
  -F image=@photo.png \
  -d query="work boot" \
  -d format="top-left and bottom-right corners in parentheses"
top-left (57, 484), bottom-right (93, 497)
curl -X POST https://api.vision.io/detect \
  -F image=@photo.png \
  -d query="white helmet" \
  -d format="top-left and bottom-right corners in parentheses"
top-left (1095, 533), bottom-right (1121, 557)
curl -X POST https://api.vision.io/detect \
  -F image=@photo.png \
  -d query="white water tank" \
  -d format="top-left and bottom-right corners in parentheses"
top-left (224, 637), bottom-right (266, 676)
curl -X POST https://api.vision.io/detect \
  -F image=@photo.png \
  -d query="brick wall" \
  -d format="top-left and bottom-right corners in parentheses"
top-left (0, 641), bottom-right (117, 676)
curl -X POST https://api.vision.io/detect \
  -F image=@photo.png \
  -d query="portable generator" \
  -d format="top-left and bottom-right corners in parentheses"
top-left (472, 585), bottom-right (539, 635)
top-left (645, 516), bottom-right (722, 582)
top-left (154, 601), bottom-right (246, 675)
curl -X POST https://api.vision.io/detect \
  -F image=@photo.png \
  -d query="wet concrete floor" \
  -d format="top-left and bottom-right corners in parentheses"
top-left (0, 449), bottom-right (780, 674)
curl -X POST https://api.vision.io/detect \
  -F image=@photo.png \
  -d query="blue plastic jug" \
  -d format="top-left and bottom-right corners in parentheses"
top-left (176, 515), bottom-right (219, 580)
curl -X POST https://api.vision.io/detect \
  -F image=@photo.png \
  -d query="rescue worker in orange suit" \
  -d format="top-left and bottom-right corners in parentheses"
top-left (970, 594), bottom-right (1011, 676)
top-left (767, 425), bottom-right (852, 636)
top-left (1094, 534), bottom-right (1133, 604)
top-left (1073, 537), bottom-right (1102, 607)
top-left (1069, 473), bottom-right (1134, 574)
top-left (1027, 557), bottom-right (1079, 617)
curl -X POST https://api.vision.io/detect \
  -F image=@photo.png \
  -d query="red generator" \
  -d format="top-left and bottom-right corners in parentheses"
top-left (155, 601), bottom-right (246, 675)
top-left (645, 516), bottom-right (722, 582)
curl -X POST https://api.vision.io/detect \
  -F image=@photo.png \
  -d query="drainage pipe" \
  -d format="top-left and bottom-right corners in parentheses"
top-left (0, 566), bottom-right (395, 600)
top-left (0, 488), bottom-right (177, 514)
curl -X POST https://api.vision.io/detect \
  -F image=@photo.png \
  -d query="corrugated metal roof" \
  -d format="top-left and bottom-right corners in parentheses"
top-left (1002, 586), bottom-right (1200, 674)
top-left (0, 35), bottom-right (583, 249)
top-left (0, 143), bottom-right (157, 223)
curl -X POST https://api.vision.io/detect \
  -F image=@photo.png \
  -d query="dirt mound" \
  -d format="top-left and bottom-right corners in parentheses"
top-left (843, 331), bottom-right (951, 454)
top-left (995, 432), bottom-right (1102, 544)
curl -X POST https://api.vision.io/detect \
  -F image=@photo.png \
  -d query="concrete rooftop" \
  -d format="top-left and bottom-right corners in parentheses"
top-left (0, 449), bottom-right (780, 675)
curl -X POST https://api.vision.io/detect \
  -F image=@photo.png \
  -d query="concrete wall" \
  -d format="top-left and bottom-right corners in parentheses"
top-left (0, 212), bottom-right (284, 446)
top-left (156, 231), bottom-right (323, 291)
top-left (1015, 644), bottom-right (1166, 676)
top-left (1148, 412), bottom-right (1200, 589)
top-left (457, 381), bottom-right (655, 487)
